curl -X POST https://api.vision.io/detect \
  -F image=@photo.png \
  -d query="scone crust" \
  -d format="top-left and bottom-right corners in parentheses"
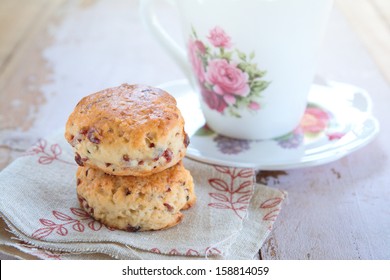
top-left (76, 161), bottom-right (196, 231)
top-left (65, 84), bottom-right (189, 176)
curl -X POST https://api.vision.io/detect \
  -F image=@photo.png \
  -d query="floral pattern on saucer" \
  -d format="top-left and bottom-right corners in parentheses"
top-left (196, 103), bottom-right (346, 154)
top-left (188, 26), bottom-right (270, 118)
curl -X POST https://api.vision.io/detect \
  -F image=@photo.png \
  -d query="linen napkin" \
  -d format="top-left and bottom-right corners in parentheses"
top-left (0, 130), bottom-right (286, 260)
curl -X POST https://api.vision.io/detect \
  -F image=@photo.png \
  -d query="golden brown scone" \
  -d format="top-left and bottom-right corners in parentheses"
top-left (76, 161), bottom-right (196, 232)
top-left (65, 84), bottom-right (190, 176)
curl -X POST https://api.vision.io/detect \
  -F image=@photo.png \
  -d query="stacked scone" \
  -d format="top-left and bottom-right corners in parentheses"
top-left (64, 84), bottom-right (195, 232)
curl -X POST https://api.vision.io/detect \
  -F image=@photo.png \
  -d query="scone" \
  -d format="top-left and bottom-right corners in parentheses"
top-left (76, 161), bottom-right (196, 231)
top-left (65, 84), bottom-right (190, 176)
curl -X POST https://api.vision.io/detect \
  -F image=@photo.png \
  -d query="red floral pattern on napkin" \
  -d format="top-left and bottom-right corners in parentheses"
top-left (32, 208), bottom-right (115, 240)
top-left (25, 138), bottom-right (74, 165)
top-left (208, 166), bottom-right (254, 219)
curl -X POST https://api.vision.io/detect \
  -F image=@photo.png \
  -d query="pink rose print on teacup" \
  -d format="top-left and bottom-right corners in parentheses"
top-left (188, 39), bottom-right (206, 83)
top-left (248, 101), bottom-right (261, 110)
top-left (201, 86), bottom-right (228, 113)
top-left (207, 26), bottom-right (232, 48)
top-left (188, 26), bottom-right (270, 117)
top-left (206, 59), bottom-right (250, 106)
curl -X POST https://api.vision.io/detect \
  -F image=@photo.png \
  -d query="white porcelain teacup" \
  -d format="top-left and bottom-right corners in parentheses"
top-left (140, 0), bottom-right (333, 140)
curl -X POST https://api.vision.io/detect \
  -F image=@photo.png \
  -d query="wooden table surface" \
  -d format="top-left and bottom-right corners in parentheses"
top-left (1, 0), bottom-right (389, 260)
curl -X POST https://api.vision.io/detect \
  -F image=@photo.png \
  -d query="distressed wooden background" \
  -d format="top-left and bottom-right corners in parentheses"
top-left (0, 0), bottom-right (389, 259)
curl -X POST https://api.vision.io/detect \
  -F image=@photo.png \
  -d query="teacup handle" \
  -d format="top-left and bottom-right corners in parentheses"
top-left (139, 0), bottom-right (192, 80)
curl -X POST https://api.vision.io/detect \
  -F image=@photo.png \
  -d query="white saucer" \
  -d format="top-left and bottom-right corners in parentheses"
top-left (158, 79), bottom-right (379, 170)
